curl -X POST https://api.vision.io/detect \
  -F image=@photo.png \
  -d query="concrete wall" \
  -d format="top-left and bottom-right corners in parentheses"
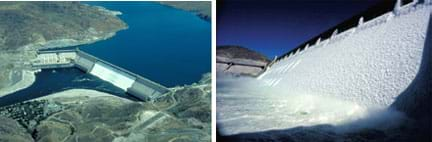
top-left (32, 64), bottom-right (75, 69)
top-left (75, 55), bottom-right (95, 72)
top-left (391, 13), bottom-right (432, 120)
top-left (127, 77), bottom-right (170, 100)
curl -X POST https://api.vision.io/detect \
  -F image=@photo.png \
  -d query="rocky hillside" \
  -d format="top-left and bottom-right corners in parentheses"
top-left (217, 45), bottom-right (269, 63)
top-left (0, 2), bottom-right (127, 50)
top-left (0, 73), bottom-right (211, 142)
top-left (159, 1), bottom-right (211, 21)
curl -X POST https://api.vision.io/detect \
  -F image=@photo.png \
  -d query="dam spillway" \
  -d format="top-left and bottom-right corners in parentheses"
top-left (217, 1), bottom-right (432, 135)
top-left (90, 63), bottom-right (136, 91)
top-left (32, 49), bottom-right (170, 101)
top-left (258, 1), bottom-right (432, 108)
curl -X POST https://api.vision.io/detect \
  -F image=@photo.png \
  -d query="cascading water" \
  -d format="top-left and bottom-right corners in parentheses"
top-left (89, 62), bottom-right (136, 91)
top-left (217, 2), bottom-right (432, 135)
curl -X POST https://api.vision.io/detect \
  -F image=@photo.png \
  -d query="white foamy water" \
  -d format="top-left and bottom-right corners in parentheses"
top-left (90, 63), bottom-right (135, 91)
top-left (217, 3), bottom-right (431, 135)
top-left (217, 89), bottom-right (372, 135)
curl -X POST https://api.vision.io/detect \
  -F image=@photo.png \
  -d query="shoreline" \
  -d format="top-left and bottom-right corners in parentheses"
top-left (158, 1), bottom-right (211, 22)
top-left (34, 89), bottom-right (133, 103)
top-left (0, 70), bottom-right (36, 97)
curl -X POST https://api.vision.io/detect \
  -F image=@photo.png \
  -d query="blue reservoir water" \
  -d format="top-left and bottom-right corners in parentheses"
top-left (80, 2), bottom-right (211, 87)
top-left (0, 2), bottom-right (209, 106)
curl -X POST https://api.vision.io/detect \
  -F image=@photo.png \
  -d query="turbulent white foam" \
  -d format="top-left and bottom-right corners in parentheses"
top-left (217, 92), bottom-right (370, 135)
top-left (217, 4), bottom-right (432, 135)
top-left (259, 5), bottom-right (431, 108)
top-left (90, 63), bottom-right (136, 91)
top-left (217, 75), bottom-right (377, 135)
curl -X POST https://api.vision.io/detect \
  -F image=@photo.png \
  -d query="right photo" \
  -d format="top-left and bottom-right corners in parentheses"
top-left (216, 0), bottom-right (431, 142)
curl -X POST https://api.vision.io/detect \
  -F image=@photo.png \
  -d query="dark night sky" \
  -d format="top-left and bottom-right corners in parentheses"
top-left (217, 0), bottom-right (386, 58)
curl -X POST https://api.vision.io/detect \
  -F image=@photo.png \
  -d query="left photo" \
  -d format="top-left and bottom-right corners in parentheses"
top-left (0, 1), bottom-right (211, 141)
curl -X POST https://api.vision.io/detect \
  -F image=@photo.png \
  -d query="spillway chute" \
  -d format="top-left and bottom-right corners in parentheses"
top-left (218, 3), bottom-right (432, 135)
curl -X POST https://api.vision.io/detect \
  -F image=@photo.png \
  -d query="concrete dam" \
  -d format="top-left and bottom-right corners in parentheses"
top-left (258, 0), bottom-right (431, 108)
top-left (31, 49), bottom-right (170, 101)
top-left (217, 0), bottom-right (432, 135)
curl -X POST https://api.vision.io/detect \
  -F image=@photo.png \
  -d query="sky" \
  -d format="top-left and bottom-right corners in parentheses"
top-left (217, 0), bottom-right (385, 58)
